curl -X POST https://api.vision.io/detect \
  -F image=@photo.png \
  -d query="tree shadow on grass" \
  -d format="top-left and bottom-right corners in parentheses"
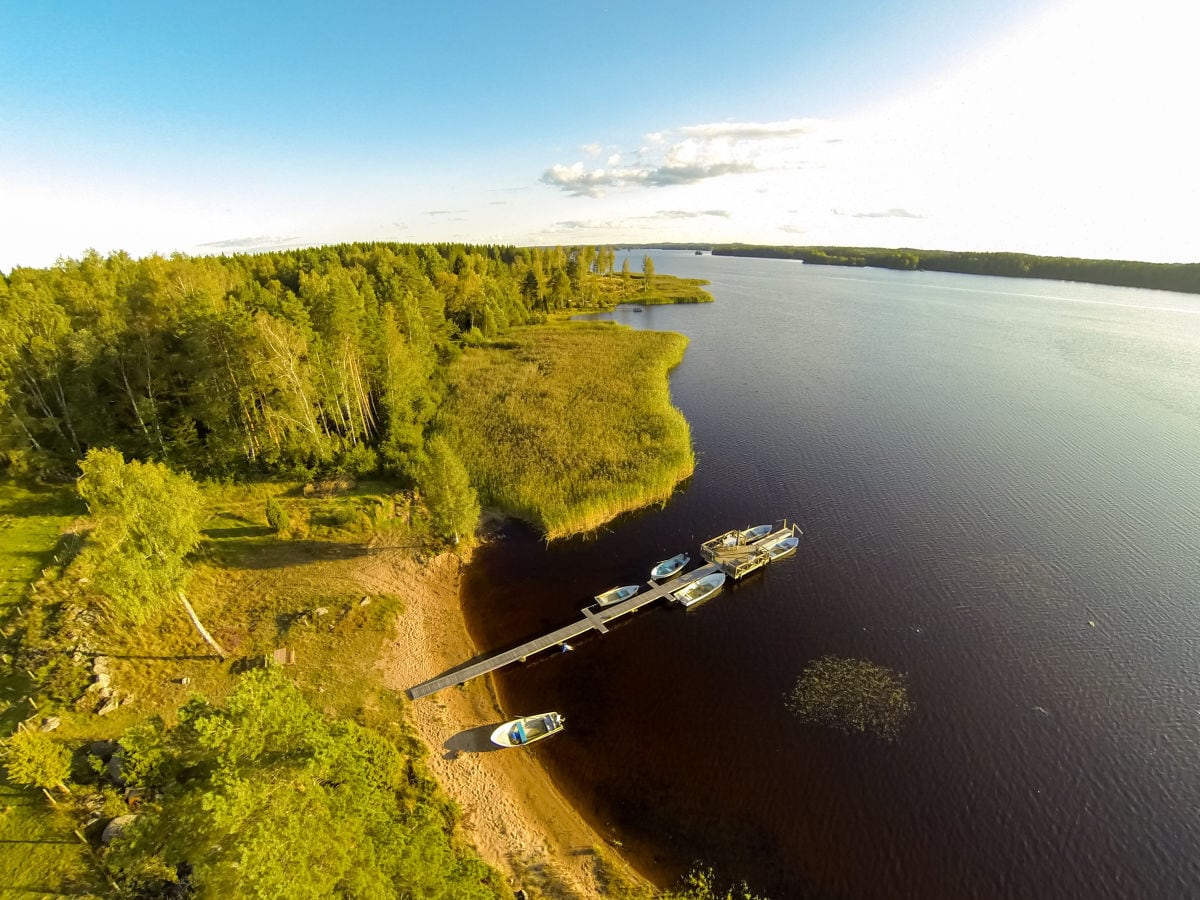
top-left (206, 539), bottom-right (373, 570)
top-left (0, 487), bottom-right (81, 519)
top-left (201, 525), bottom-right (274, 539)
top-left (443, 724), bottom-right (506, 759)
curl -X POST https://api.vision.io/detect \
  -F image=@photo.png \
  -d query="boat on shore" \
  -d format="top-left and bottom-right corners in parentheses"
top-left (594, 584), bottom-right (641, 606)
top-left (673, 571), bottom-right (726, 608)
top-left (651, 553), bottom-right (690, 580)
top-left (490, 712), bottom-right (565, 747)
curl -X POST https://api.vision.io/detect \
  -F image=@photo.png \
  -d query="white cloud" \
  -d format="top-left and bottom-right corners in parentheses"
top-left (542, 118), bottom-right (837, 197)
top-left (535, 0), bottom-right (1200, 261)
top-left (678, 118), bottom-right (820, 140)
top-left (196, 235), bottom-right (303, 250)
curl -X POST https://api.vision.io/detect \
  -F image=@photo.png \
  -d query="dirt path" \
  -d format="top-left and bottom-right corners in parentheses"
top-left (361, 546), bottom-right (645, 899)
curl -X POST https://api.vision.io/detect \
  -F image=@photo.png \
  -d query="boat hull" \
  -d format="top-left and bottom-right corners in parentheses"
top-left (594, 584), bottom-right (641, 606)
top-left (490, 712), bottom-right (565, 747)
top-left (765, 536), bottom-right (800, 559)
top-left (651, 553), bottom-right (690, 580)
top-left (741, 524), bottom-right (773, 542)
top-left (674, 572), bottom-right (726, 608)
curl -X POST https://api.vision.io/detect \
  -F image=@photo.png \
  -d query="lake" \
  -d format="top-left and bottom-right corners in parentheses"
top-left (460, 251), bottom-right (1200, 898)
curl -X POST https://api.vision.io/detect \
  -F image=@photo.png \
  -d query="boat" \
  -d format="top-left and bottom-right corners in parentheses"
top-left (650, 553), bottom-right (690, 580)
top-left (673, 571), bottom-right (726, 607)
top-left (694, 250), bottom-right (704, 255)
top-left (594, 584), bottom-right (640, 606)
top-left (721, 524), bottom-right (772, 547)
top-left (490, 712), bottom-right (565, 747)
top-left (762, 534), bottom-right (800, 560)
top-left (740, 524), bottom-right (773, 543)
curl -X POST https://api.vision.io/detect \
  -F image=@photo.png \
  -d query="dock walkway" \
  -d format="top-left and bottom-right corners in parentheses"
top-left (406, 563), bottom-right (720, 699)
top-left (406, 521), bottom-right (802, 700)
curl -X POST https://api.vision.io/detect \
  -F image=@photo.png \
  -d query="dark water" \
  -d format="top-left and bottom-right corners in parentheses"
top-left (459, 252), bottom-right (1200, 899)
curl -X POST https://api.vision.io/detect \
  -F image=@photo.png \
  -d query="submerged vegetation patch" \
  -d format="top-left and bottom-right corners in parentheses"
top-left (438, 322), bottom-right (695, 539)
top-left (786, 655), bottom-right (913, 741)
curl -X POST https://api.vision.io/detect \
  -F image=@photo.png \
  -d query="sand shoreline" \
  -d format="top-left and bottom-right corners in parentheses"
top-left (364, 545), bottom-right (648, 898)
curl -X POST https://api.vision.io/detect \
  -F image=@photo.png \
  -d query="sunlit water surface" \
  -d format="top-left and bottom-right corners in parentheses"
top-left (460, 251), bottom-right (1200, 899)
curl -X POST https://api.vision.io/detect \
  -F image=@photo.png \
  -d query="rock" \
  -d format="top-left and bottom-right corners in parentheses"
top-left (101, 814), bottom-right (137, 844)
top-left (39, 716), bottom-right (61, 732)
top-left (107, 750), bottom-right (126, 785)
top-left (314, 607), bottom-right (329, 617)
top-left (98, 696), bottom-right (121, 716)
top-left (89, 740), bottom-right (120, 759)
top-left (93, 672), bottom-right (112, 691)
top-left (360, 596), bottom-right (371, 606)
top-left (92, 656), bottom-right (110, 675)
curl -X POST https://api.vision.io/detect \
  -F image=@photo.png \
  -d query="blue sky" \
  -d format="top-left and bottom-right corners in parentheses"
top-left (2, 0), bottom-right (1196, 269)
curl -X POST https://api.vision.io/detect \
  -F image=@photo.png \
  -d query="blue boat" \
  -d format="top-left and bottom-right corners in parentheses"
top-left (650, 553), bottom-right (690, 580)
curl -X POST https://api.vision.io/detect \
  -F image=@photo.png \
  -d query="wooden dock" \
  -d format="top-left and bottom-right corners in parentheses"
top-left (406, 564), bottom-right (719, 699)
top-left (406, 522), bottom-right (802, 700)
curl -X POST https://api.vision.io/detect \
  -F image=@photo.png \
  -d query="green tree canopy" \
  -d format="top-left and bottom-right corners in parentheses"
top-left (2, 729), bottom-right (71, 794)
top-left (76, 447), bottom-right (205, 621)
top-left (641, 253), bottom-right (655, 291)
top-left (418, 436), bottom-right (479, 544)
top-left (106, 668), bottom-right (504, 900)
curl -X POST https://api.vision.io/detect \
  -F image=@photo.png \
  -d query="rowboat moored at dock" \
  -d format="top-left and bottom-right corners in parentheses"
top-left (674, 571), bottom-right (726, 608)
top-left (594, 584), bottom-right (641, 606)
top-left (651, 553), bottom-right (690, 580)
top-left (739, 524), bottom-right (773, 542)
top-left (761, 534), bottom-right (800, 560)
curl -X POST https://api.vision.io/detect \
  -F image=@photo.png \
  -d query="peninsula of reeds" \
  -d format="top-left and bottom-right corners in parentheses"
top-left (437, 322), bottom-right (694, 538)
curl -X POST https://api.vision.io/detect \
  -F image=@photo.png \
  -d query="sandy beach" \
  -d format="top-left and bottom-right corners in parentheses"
top-left (361, 545), bottom-right (646, 899)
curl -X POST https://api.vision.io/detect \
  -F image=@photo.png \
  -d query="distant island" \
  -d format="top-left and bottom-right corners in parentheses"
top-left (710, 245), bottom-right (1200, 295)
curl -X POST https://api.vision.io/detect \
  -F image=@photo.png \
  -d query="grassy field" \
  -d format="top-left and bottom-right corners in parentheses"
top-left (437, 321), bottom-right (695, 538)
top-left (0, 479), bottom-right (448, 896)
top-left (0, 480), bottom-right (98, 895)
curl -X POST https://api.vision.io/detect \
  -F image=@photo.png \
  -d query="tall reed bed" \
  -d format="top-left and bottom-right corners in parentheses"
top-left (438, 322), bottom-right (694, 538)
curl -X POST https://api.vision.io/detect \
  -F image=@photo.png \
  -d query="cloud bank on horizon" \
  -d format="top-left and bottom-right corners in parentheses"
top-left (1, 0), bottom-right (1196, 270)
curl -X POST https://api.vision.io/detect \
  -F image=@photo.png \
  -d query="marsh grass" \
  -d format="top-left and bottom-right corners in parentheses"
top-left (628, 273), bottom-right (712, 305)
top-left (787, 655), bottom-right (913, 740)
top-left (438, 322), bottom-right (695, 539)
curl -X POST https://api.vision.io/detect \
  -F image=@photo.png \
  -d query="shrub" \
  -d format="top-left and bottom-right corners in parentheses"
top-left (3, 729), bottom-right (71, 793)
top-left (265, 498), bottom-right (289, 533)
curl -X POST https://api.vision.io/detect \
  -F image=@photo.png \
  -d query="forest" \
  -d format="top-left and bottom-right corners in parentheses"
top-left (712, 245), bottom-right (1200, 294)
top-left (0, 243), bottom-right (712, 485)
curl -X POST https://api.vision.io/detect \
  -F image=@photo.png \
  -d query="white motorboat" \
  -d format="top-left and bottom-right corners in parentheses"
top-left (490, 712), bottom-right (565, 747)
